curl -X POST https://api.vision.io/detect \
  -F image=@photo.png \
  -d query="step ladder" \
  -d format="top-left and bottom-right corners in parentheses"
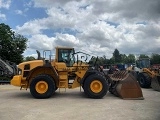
top-left (59, 74), bottom-right (68, 92)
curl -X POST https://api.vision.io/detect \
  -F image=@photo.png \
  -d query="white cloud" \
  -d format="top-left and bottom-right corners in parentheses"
top-left (0, 0), bottom-right (11, 21)
top-left (92, 0), bottom-right (160, 23)
top-left (15, 10), bottom-right (23, 15)
top-left (55, 33), bottom-right (80, 47)
top-left (24, 1), bottom-right (34, 7)
top-left (28, 34), bottom-right (55, 50)
top-left (0, 0), bottom-right (11, 9)
top-left (16, 18), bottom-right (48, 35)
top-left (16, 0), bottom-right (160, 58)
top-left (0, 12), bottom-right (6, 20)
top-left (33, 0), bottom-right (81, 8)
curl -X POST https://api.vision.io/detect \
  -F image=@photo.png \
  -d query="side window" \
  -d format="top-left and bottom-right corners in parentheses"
top-left (141, 60), bottom-right (145, 68)
top-left (58, 49), bottom-right (75, 66)
top-left (23, 64), bottom-right (30, 77)
top-left (24, 64), bottom-right (30, 70)
top-left (58, 49), bottom-right (69, 62)
top-left (58, 50), bottom-right (64, 62)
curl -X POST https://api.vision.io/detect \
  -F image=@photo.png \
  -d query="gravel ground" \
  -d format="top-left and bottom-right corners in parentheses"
top-left (0, 85), bottom-right (160, 120)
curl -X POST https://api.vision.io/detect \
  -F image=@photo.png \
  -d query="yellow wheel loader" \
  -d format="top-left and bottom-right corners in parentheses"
top-left (11, 47), bottom-right (143, 99)
top-left (131, 58), bottom-right (160, 91)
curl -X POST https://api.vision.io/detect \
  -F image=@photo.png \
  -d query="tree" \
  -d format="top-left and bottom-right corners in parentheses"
top-left (127, 54), bottom-right (135, 63)
top-left (102, 55), bottom-right (110, 64)
top-left (0, 23), bottom-right (28, 64)
top-left (109, 57), bottom-right (115, 64)
top-left (97, 55), bottom-right (109, 65)
top-left (139, 54), bottom-right (149, 59)
top-left (121, 54), bottom-right (127, 63)
top-left (150, 54), bottom-right (160, 64)
top-left (112, 49), bottom-right (121, 63)
top-left (24, 56), bottom-right (36, 61)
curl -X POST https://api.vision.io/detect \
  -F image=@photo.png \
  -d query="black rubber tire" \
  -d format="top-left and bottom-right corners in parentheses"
top-left (129, 71), bottom-right (138, 79)
top-left (138, 73), bottom-right (151, 88)
top-left (83, 74), bottom-right (108, 99)
top-left (55, 87), bottom-right (58, 91)
top-left (30, 74), bottom-right (55, 99)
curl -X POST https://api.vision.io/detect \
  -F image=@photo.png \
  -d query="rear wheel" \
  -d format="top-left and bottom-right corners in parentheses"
top-left (138, 73), bottom-right (151, 88)
top-left (83, 74), bottom-right (108, 99)
top-left (30, 74), bottom-right (55, 99)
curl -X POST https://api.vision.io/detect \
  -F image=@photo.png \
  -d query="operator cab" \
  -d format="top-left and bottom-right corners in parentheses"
top-left (136, 58), bottom-right (150, 69)
top-left (57, 47), bottom-right (75, 67)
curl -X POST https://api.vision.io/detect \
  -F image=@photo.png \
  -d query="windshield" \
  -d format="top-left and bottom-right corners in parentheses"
top-left (136, 59), bottom-right (150, 68)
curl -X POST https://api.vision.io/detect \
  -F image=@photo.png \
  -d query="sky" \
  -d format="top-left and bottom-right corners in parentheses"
top-left (0, 0), bottom-right (160, 59)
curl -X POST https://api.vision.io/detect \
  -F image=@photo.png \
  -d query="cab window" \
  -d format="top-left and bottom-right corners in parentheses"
top-left (58, 49), bottom-right (75, 66)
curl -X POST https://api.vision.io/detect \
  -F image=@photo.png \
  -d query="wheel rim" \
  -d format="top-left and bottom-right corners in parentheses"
top-left (90, 80), bottom-right (103, 93)
top-left (35, 81), bottom-right (48, 94)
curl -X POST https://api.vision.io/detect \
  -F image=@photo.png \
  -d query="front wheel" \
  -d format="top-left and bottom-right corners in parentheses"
top-left (30, 74), bottom-right (55, 99)
top-left (83, 74), bottom-right (108, 99)
top-left (138, 73), bottom-right (151, 88)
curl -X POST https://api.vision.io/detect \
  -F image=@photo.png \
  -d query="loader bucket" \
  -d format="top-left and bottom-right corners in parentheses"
top-left (109, 71), bottom-right (144, 100)
top-left (151, 75), bottom-right (160, 92)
